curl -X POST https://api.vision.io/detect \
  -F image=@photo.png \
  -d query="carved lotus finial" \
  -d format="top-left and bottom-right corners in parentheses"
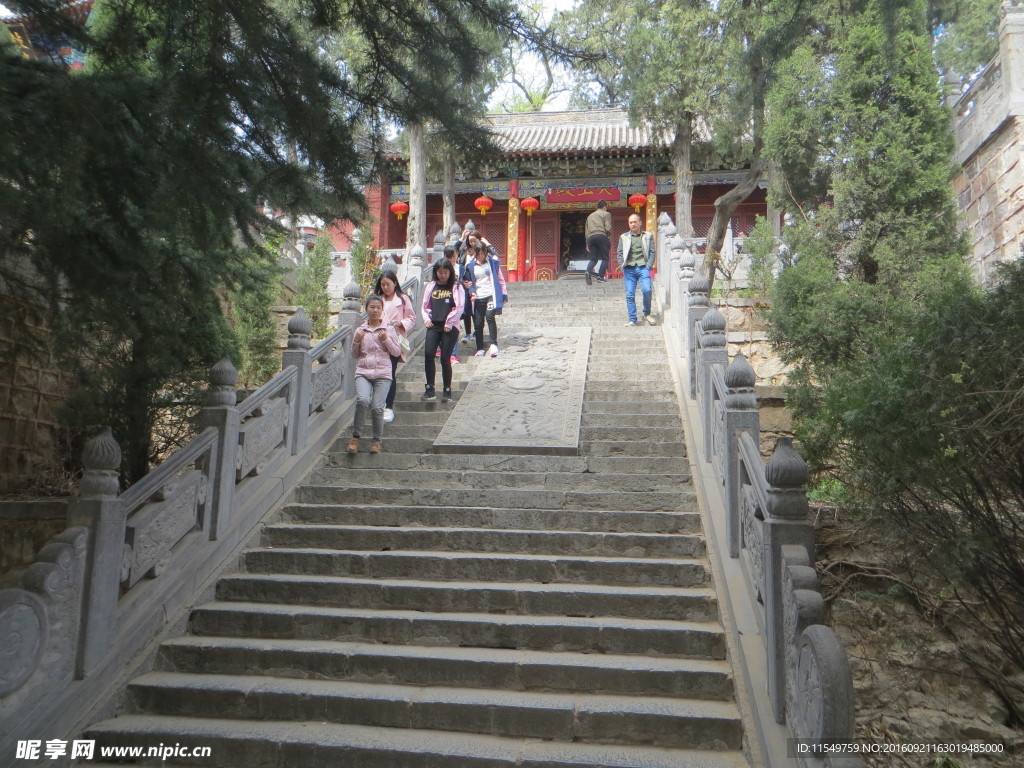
top-left (288, 307), bottom-right (312, 336)
top-left (664, 223), bottom-right (678, 238)
top-left (82, 427), bottom-right (121, 471)
top-left (725, 352), bottom-right (756, 389)
top-left (700, 306), bottom-right (726, 332)
top-left (658, 212), bottom-right (672, 227)
top-left (766, 436), bottom-right (809, 488)
top-left (209, 357), bottom-right (239, 389)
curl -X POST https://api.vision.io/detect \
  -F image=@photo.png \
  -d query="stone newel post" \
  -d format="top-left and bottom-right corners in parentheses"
top-left (281, 308), bottom-right (312, 454)
top-left (68, 428), bottom-right (124, 677)
top-left (763, 436), bottom-right (815, 722)
top-left (199, 357), bottom-right (239, 539)
top-left (723, 353), bottom-right (759, 558)
top-left (340, 281), bottom-right (363, 402)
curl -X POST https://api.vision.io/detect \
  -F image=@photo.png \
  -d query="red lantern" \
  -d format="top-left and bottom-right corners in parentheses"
top-left (474, 195), bottom-right (494, 216)
top-left (390, 201), bottom-right (409, 220)
top-left (628, 193), bottom-right (648, 213)
top-left (520, 197), bottom-right (539, 217)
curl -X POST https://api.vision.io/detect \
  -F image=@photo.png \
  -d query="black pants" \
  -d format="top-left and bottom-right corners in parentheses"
top-left (386, 354), bottom-right (400, 408)
top-left (473, 297), bottom-right (498, 351)
top-left (587, 234), bottom-right (610, 278)
top-left (424, 326), bottom-right (458, 390)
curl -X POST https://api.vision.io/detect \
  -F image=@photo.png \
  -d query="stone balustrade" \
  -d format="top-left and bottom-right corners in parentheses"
top-left (655, 214), bottom-right (862, 767)
top-left (0, 257), bottom-right (431, 757)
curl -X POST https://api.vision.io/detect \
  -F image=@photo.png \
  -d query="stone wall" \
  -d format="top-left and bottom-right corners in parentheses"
top-left (0, 302), bottom-right (70, 496)
top-left (951, 4), bottom-right (1024, 284)
top-left (953, 117), bottom-right (1024, 284)
top-left (0, 501), bottom-right (67, 584)
top-left (716, 297), bottom-right (791, 385)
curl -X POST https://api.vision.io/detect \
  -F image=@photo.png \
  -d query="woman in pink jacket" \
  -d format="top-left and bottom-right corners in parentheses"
top-left (347, 295), bottom-right (400, 454)
top-left (374, 271), bottom-right (416, 423)
top-left (420, 257), bottom-right (465, 403)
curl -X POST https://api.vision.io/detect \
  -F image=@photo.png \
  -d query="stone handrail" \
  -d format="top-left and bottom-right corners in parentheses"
top-left (0, 253), bottom-right (431, 757)
top-left (655, 213), bottom-right (862, 767)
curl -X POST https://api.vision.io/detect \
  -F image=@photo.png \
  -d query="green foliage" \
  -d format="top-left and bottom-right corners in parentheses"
top-left (348, 228), bottom-right (378, 301)
top-left (766, 0), bottom-right (1024, 704)
top-left (744, 215), bottom-right (779, 296)
top-left (295, 231), bottom-right (334, 340)
top-left (932, 0), bottom-right (1000, 87)
top-left (230, 236), bottom-right (284, 388)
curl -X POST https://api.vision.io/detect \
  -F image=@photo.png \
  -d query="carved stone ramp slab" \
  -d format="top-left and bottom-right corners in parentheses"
top-left (433, 327), bottom-right (590, 455)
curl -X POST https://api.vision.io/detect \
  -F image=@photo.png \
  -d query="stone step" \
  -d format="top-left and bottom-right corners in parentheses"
top-left (188, 603), bottom-right (727, 659)
top-left (85, 715), bottom-right (750, 768)
top-left (294, 486), bottom-right (695, 511)
top-left (583, 400), bottom-right (679, 414)
top-left (580, 413), bottom-right (683, 428)
top-left (158, 637), bottom-right (733, 699)
top-left (580, 426), bottom-right (684, 443)
top-left (581, 440), bottom-right (686, 458)
top-left (281, 504), bottom-right (701, 534)
top-left (310, 467), bottom-right (691, 492)
top-left (128, 673), bottom-right (742, 750)
top-left (242, 549), bottom-right (707, 588)
top-left (259, 525), bottom-right (705, 559)
top-left (319, 452), bottom-right (686, 475)
top-left (215, 575), bottom-right (717, 622)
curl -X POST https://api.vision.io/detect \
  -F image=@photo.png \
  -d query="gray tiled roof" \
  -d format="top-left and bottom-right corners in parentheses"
top-left (485, 108), bottom-right (675, 155)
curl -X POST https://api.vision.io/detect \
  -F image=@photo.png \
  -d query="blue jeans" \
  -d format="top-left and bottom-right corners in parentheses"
top-left (623, 265), bottom-right (652, 323)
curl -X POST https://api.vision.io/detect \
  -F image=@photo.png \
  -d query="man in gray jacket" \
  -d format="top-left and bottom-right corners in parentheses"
top-left (584, 200), bottom-right (612, 284)
top-left (616, 213), bottom-right (656, 325)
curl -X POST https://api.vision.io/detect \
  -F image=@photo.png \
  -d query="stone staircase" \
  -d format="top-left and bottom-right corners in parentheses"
top-left (84, 278), bottom-right (749, 767)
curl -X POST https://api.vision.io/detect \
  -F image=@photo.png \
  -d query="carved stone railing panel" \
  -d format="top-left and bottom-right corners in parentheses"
top-left (237, 395), bottom-right (290, 481)
top-left (122, 468), bottom-right (207, 589)
top-left (309, 344), bottom-right (346, 414)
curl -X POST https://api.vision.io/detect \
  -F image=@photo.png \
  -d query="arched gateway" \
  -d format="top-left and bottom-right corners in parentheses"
top-left (368, 108), bottom-right (772, 281)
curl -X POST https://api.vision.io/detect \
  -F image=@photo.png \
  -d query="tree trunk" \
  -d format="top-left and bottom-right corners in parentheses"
top-left (407, 122), bottom-right (427, 251)
top-left (673, 116), bottom-right (695, 238)
top-left (442, 150), bottom-right (456, 234)
top-left (705, 50), bottom-right (766, 292)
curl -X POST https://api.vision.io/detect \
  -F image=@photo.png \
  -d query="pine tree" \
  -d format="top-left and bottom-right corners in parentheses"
top-left (1, 0), bottom-right (561, 484)
top-left (294, 232), bottom-right (334, 340)
top-left (230, 236), bottom-right (284, 389)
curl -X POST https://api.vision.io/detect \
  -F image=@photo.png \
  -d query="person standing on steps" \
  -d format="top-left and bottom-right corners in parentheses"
top-left (374, 270), bottom-right (415, 424)
top-left (449, 242), bottom-right (475, 349)
top-left (421, 257), bottom-right (465, 403)
top-left (584, 199), bottom-right (612, 284)
top-left (465, 238), bottom-right (508, 357)
top-left (617, 213), bottom-right (657, 326)
top-left (347, 295), bottom-right (400, 455)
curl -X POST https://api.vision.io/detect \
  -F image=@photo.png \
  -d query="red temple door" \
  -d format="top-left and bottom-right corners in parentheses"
top-left (528, 212), bottom-right (559, 281)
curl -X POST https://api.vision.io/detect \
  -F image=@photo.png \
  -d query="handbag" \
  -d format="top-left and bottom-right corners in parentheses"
top-left (399, 333), bottom-right (411, 357)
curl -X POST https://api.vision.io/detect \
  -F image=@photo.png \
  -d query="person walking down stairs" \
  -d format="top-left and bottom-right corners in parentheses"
top-left (421, 257), bottom-right (465, 403)
top-left (617, 213), bottom-right (657, 326)
top-left (347, 295), bottom-right (400, 455)
top-left (465, 238), bottom-right (508, 358)
top-left (374, 271), bottom-right (416, 424)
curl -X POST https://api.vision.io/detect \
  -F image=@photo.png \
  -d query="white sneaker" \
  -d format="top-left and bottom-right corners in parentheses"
top-left (474, 350), bottom-right (486, 357)
top-left (382, 408), bottom-right (395, 423)
top-left (488, 344), bottom-right (499, 357)
top-left (624, 320), bottom-right (637, 326)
